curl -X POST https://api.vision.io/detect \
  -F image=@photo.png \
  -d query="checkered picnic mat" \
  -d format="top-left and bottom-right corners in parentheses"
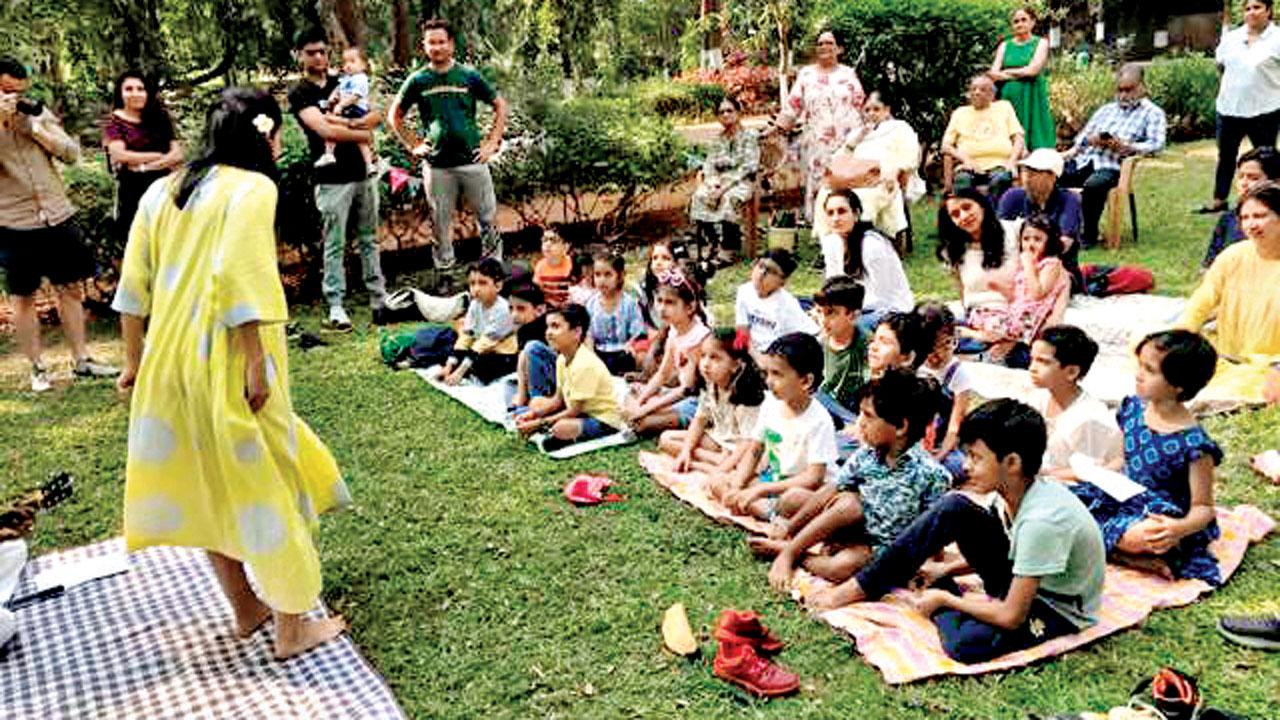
top-left (0, 540), bottom-right (404, 719)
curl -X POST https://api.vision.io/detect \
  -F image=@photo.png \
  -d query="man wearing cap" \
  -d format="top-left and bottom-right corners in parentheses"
top-left (997, 148), bottom-right (1085, 293)
top-left (1061, 64), bottom-right (1166, 249)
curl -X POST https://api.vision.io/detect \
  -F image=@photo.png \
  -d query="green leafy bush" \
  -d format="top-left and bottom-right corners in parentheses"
top-left (1048, 59), bottom-right (1115, 142)
top-left (490, 96), bottom-right (688, 231)
top-left (63, 161), bottom-right (121, 286)
top-left (634, 78), bottom-right (725, 120)
top-left (1146, 55), bottom-right (1218, 141)
top-left (822, 0), bottom-right (1019, 146)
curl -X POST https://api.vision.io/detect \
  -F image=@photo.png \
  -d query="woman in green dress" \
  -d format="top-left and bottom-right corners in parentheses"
top-left (989, 6), bottom-right (1055, 150)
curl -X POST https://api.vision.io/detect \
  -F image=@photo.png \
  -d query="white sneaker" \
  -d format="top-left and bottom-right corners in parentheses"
top-left (74, 357), bottom-right (120, 379)
top-left (326, 306), bottom-right (353, 332)
top-left (314, 153), bottom-right (337, 168)
top-left (30, 364), bottom-right (52, 393)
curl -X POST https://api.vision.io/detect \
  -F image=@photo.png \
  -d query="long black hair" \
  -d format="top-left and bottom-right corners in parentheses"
top-left (174, 87), bottom-right (281, 211)
top-left (694, 327), bottom-right (766, 406)
top-left (824, 188), bottom-right (881, 279)
top-left (111, 70), bottom-right (174, 145)
top-left (936, 187), bottom-right (1007, 270)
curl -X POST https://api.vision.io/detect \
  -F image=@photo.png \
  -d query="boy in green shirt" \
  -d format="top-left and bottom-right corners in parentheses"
top-left (813, 275), bottom-right (868, 428)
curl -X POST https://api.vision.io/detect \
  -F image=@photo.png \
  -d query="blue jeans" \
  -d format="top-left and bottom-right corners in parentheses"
top-left (506, 340), bottom-right (557, 407)
top-left (815, 390), bottom-right (857, 430)
top-left (316, 179), bottom-right (386, 309)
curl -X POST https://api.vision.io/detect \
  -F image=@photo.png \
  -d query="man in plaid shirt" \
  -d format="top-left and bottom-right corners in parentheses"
top-left (1062, 64), bottom-right (1167, 248)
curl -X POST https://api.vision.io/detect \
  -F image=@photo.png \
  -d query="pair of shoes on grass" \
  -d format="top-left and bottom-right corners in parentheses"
top-left (662, 605), bottom-right (799, 698)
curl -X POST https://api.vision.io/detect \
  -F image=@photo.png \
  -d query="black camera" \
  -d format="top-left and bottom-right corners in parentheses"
top-left (15, 98), bottom-right (43, 116)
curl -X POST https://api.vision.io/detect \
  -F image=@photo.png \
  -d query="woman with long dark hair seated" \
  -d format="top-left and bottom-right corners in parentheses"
top-left (819, 188), bottom-right (913, 329)
top-left (102, 70), bottom-right (183, 239)
top-left (937, 188), bottom-right (1021, 359)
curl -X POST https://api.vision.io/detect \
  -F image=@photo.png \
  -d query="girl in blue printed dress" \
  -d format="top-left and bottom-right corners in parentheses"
top-left (1071, 330), bottom-right (1223, 585)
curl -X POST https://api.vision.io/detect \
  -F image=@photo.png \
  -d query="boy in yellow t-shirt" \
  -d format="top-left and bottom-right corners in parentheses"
top-left (514, 303), bottom-right (622, 451)
top-left (942, 75), bottom-right (1025, 197)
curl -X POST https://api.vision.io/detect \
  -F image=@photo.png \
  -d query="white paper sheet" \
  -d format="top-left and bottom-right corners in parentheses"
top-left (33, 552), bottom-right (130, 592)
top-left (1069, 453), bottom-right (1146, 502)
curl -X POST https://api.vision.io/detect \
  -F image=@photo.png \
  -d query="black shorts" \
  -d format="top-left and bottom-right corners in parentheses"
top-left (0, 220), bottom-right (95, 296)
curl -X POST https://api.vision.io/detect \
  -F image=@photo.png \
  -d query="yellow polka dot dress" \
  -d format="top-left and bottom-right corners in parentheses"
top-left (112, 167), bottom-right (349, 614)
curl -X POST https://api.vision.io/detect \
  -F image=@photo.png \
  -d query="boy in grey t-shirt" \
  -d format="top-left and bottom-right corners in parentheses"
top-left (808, 398), bottom-right (1105, 664)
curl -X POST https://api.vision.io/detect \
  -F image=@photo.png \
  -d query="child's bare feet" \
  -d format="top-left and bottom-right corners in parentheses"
top-left (235, 600), bottom-right (272, 639)
top-left (1113, 552), bottom-right (1174, 580)
top-left (808, 578), bottom-right (865, 611)
top-left (273, 614), bottom-right (347, 660)
top-left (748, 536), bottom-right (785, 558)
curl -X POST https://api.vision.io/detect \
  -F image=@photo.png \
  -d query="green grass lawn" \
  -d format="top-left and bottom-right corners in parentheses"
top-left (3, 140), bottom-right (1279, 718)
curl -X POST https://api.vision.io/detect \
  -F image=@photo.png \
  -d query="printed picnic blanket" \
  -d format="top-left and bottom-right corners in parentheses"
top-left (413, 367), bottom-right (640, 459)
top-left (1061, 294), bottom-right (1186, 356)
top-left (0, 540), bottom-right (405, 719)
top-left (638, 451), bottom-right (1276, 684)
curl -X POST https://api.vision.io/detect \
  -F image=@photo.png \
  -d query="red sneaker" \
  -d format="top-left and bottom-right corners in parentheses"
top-left (713, 640), bottom-right (800, 698)
top-left (714, 609), bottom-right (785, 654)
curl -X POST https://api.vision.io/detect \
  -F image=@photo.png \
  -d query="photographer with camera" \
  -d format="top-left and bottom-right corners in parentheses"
top-left (0, 57), bottom-right (117, 392)
top-left (1060, 64), bottom-right (1166, 249)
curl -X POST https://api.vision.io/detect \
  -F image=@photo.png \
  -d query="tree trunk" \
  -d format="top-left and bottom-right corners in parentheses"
top-left (335, 0), bottom-right (366, 47)
top-left (392, 0), bottom-right (413, 67)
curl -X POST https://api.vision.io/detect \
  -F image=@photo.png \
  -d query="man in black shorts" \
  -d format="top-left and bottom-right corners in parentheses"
top-left (0, 57), bottom-right (117, 392)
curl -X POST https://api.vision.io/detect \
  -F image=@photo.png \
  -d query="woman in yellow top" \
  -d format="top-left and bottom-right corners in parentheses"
top-left (113, 88), bottom-right (350, 659)
top-left (1180, 181), bottom-right (1280, 403)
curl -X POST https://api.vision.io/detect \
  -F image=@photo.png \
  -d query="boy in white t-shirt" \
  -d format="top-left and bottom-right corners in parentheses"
top-left (1026, 325), bottom-right (1122, 480)
top-left (734, 249), bottom-right (819, 362)
top-left (711, 332), bottom-right (838, 521)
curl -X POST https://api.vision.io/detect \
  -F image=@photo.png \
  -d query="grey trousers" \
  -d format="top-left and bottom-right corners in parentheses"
top-left (430, 163), bottom-right (500, 264)
top-left (316, 178), bottom-right (387, 309)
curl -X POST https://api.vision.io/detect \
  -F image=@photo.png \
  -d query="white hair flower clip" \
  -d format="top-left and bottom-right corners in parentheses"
top-left (251, 114), bottom-right (275, 136)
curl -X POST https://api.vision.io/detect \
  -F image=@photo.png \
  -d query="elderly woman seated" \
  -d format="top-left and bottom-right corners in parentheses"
top-left (814, 89), bottom-right (924, 243)
top-left (1180, 181), bottom-right (1280, 404)
top-left (689, 95), bottom-right (760, 266)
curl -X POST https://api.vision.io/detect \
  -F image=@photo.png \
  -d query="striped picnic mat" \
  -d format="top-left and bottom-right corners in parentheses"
top-left (638, 451), bottom-right (1276, 683)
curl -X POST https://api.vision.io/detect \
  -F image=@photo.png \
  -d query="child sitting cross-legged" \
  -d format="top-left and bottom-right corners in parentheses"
top-left (584, 252), bottom-right (647, 377)
top-left (1069, 329), bottom-right (1224, 584)
top-left (914, 302), bottom-right (973, 479)
top-left (734, 249), bottom-right (819, 363)
top-left (657, 327), bottom-right (766, 475)
top-left (441, 258), bottom-right (517, 386)
top-left (812, 275), bottom-right (869, 430)
top-left (506, 283), bottom-right (554, 408)
top-left (533, 227), bottom-right (573, 308)
top-left (837, 311), bottom-right (927, 452)
top-left (810, 399), bottom-right (1106, 666)
top-left (623, 268), bottom-right (711, 436)
top-left (709, 332), bottom-right (838, 519)
top-left (1026, 325), bottom-right (1122, 481)
top-left (752, 368), bottom-right (950, 591)
top-left (513, 304), bottom-right (623, 452)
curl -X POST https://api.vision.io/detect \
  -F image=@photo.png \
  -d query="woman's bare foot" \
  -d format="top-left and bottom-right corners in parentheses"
top-left (748, 536), bottom-right (785, 559)
top-left (235, 601), bottom-right (273, 639)
top-left (273, 614), bottom-right (347, 660)
top-left (1113, 552), bottom-right (1174, 580)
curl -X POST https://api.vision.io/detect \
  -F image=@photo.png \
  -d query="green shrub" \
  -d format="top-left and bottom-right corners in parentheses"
top-left (490, 96), bottom-right (688, 230)
top-left (633, 78), bottom-right (725, 119)
top-left (1048, 59), bottom-right (1115, 142)
top-left (64, 160), bottom-right (121, 284)
top-left (822, 0), bottom-right (1019, 146)
top-left (1146, 54), bottom-right (1218, 141)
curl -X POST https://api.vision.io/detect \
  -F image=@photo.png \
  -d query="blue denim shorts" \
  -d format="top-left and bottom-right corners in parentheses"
top-left (579, 416), bottom-right (618, 441)
top-left (674, 396), bottom-right (699, 428)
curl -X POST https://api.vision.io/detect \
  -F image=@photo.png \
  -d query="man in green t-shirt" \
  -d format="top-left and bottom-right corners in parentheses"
top-left (390, 18), bottom-right (508, 268)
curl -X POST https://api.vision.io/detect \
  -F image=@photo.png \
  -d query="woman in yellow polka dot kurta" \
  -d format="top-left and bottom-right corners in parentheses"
top-left (113, 89), bottom-right (349, 658)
